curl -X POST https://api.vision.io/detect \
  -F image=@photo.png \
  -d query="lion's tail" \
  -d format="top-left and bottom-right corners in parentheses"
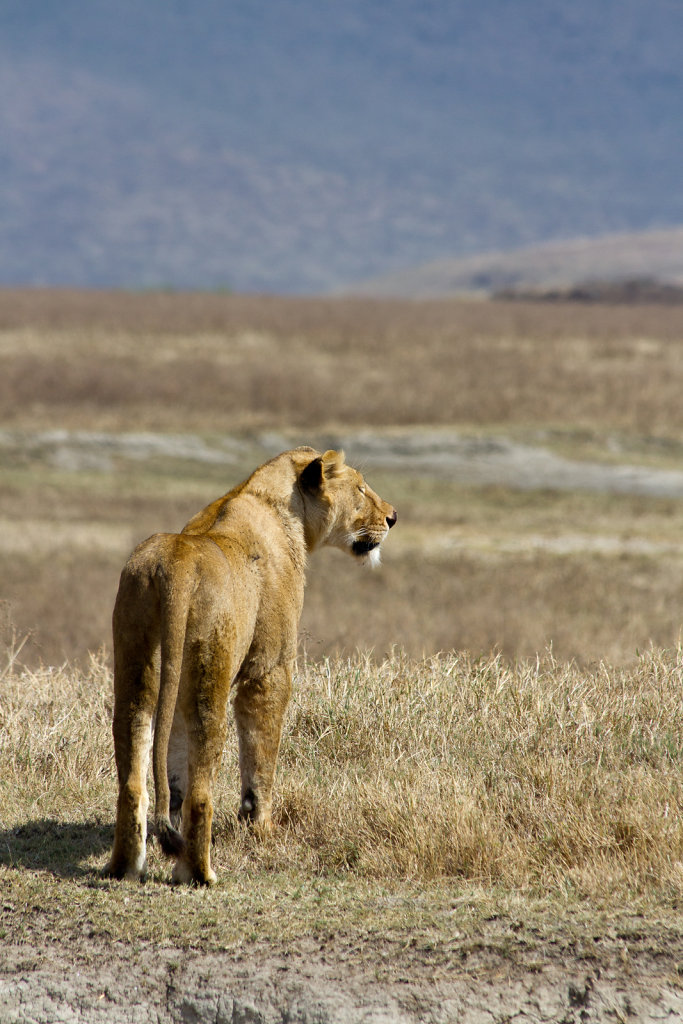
top-left (152, 565), bottom-right (192, 859)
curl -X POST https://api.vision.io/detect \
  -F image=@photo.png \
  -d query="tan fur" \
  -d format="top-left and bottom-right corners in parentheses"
top-left (104, 447), bottom-right (396, 885)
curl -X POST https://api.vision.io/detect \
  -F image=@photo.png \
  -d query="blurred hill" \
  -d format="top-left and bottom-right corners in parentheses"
top-left (1, 1), bottom-right (683, 293)
top-left (348, 227), bottom-right (683, 299)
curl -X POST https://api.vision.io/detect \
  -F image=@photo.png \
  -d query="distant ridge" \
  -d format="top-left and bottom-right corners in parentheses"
top-left (2, 2), bottom-right (683, 293)
top-left (347, 227), bottom-right (683, 299)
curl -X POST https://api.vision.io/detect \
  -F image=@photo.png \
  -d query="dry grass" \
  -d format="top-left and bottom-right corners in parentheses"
top-left (7, 543), bottom-right (683, 670)
top-left (1, 644), bottom-right (683, 951)
top-left (5, 464), bottom-right (683, 667)
top-left (4, 453), bottom-right (683, 667)
top-left (2, 290), bottom-right (683, 435)
top-left (3, 289), bottom-right (683, 967)
top-left (3, 288), bottom-right (683, 666)
top-left (272, 649), bottom-right (683, 898)
top-left (303, 547), bottom-right (683, 667)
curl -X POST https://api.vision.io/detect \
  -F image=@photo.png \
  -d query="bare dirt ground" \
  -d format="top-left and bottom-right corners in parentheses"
top-left (3, 922), bottom-right (683, 1023)
top-left (5, 424), bottom-right (683, 498)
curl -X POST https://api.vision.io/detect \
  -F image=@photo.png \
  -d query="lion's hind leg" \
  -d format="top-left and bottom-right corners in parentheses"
top-left (105, 559), bottom-right (162, 881)
top-left (171, 662), bottom-right (231, 886)
top-left (105, 696), bottom-right (154, 881)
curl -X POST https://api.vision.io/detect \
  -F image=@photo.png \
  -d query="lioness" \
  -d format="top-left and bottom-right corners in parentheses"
top-left (105, 447), bottom-right (396, 885)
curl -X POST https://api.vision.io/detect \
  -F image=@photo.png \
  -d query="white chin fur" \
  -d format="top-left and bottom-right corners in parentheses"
top-left (363, 546), bottom-right (382, 568)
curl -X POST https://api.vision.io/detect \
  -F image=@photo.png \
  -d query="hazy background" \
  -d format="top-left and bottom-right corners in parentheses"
top-left (3, 4), bottom-right (683, 669)
top-left (2, 0), bottom-right (682, 293)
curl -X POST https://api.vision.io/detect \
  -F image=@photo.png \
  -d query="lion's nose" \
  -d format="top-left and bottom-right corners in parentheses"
top-left (386, 509), bottom-right (397, 529)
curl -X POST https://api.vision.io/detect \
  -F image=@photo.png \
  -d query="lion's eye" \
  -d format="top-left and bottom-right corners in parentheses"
top-left (358, 485), bottom-right (366, 495)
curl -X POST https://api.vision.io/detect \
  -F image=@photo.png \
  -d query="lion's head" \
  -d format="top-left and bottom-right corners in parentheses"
top-left (298, 448), bottom-right (397, 566)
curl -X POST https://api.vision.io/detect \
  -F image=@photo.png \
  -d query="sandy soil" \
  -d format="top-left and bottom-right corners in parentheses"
top-left (3, 925), bottom-right (683, 1023)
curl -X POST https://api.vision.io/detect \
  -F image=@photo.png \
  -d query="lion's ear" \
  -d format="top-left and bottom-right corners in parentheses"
top-left (300, 450), bottom-right (346, 492)
top-left (321, 449), bottom-right (346, 477)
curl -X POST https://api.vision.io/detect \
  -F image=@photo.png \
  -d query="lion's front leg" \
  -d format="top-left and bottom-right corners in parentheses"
top-left (233, 664), bottom-right (292, 830)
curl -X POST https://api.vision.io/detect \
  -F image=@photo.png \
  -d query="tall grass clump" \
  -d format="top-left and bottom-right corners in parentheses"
top-left (251, 647), bottom-right (683, 900)
top-left (2, 641), bottom-right (683, 901)
top-left (0, 640), bottom-right (114, 830)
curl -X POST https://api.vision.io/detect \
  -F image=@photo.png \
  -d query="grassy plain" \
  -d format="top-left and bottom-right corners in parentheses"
top-left (2, 289), bottom-right (683, 1005)
top-left (2, 647), bottom-right (683, 959)
top-left (3, 288), bottom-right (683, 666)
top-left (2, 288), bottom-right (683, 434)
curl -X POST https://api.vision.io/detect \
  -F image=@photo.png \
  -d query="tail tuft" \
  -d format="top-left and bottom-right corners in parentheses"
top-left (156, 816), bottom-right (185, 858)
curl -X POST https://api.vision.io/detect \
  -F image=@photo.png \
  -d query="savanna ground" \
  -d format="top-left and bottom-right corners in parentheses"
top-left (2, 289), bottom-right (683, 1020)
